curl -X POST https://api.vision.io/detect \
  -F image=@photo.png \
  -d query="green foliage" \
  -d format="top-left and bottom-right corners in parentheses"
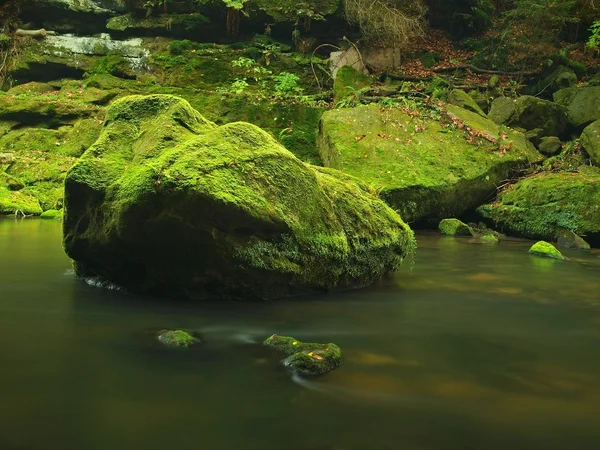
top-left (273, 72), bottom-right (302, 97)
top-left (587, 21), bottom-right (600, 51)
top-left (428, 0), bottom-right (494, 37)
top-left (169, 39), bottom-right (197, 55)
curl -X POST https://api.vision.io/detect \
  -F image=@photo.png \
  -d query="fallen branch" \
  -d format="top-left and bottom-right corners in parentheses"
top-left (434, 64), bottom-right (538, 77)
top-left (15, 28), bottom-right (56, 38)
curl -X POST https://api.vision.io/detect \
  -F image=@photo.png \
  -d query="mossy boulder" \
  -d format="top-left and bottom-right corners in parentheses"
top-left (317, 103), bottom-right (542, 222)
top-left (263, 334), bottom-right (342, 376)
top-left (255, 0), bottom-right (341, 22)
top-left (439, 218), bottom-right (472, 236)
top-left (528, 241), bottom-right (564, 260)
top-left (40, 209), bottom-right (63, 219)
top-left (537, 65), bottom-right (577, 94)
top-left (157, 330), bottom-right (201, 348)
top-left (553, 86), bottom-right (600, 129)
top-left (107, 13), bottom-right (210, 34)
top-left (556, 228), bottom-right (590, 250)
top-left (63, 95), bottom-right (414, 300)
top-left (333, 66), bottom-right (371, 105)
top-left (488, 97), bottom-right (517, 125)
top-left (581, 120), bottom-right (600, 166)
top-left (538, 136), bottom-right (562, 156)
top-left (477, 172), bottom-right (600, 244)
top-left (448, 89), bottom-right (485, 116)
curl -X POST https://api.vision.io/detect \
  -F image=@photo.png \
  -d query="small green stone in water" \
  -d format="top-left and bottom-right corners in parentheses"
top-left (157, 330), bottom-right (200, 348)
top-left (528, 241), bottom-right (564, 260)
top-left (439, 218), bottom-right (472, 236)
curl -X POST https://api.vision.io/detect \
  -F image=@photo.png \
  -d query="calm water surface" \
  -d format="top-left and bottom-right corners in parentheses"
top-left (1, 219), bottom-right (600, 450)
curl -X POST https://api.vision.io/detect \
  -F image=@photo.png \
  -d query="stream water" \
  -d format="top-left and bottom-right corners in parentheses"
top-left (1, 218), bottom-right (599, 450)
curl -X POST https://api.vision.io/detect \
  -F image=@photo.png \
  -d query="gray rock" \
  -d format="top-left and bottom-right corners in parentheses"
top-left (556, 228), bottom-right (590, 250)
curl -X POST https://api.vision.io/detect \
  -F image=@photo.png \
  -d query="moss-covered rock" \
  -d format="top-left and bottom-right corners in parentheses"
top-left (477, 172), bottom-right (600, 244)
top-left (538, 136), bottom-right (562, 156)
top-left (448, 89), bottom-right (485, 116)
top-left (553, 86), bottom-right (600, 129)
top-left (63, 94), bottom-right (414, 300)
top-left (317, 103), bottom-right (542, 222)
top-left (157, 330), bottom-right (201, 348)
top-left (0, 186), bottom-right (43, 215)
top-left (512, 96), bottom-right (568, 137)
top-left (263, 334), bottom-right (342, 376)
top-left (556, 228), bottom-right (590, 250)
top-left (254, 0), bottom-right (341, 22)
top-left (107, 13), bottom-right (210, 34)
top-left (537, 65), bottom-right (577, 94)
top-left (528, 241), bottom-right (564, 260)
top-left (40, 209), bottom-right (63, 219)
top-left (581, 119), bottom-right (600, 167)
top-left (333, 66), bottom-right (371, 105)
top-left (488, 96), bottom-right (517, 125)
top-left (439, 218), bottom-right (472, 236)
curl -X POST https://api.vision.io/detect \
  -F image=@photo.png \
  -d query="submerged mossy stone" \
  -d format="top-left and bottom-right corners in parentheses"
top-left (317, 103), bottom-right (542, 222)
top-left (529, 241), bottom-right (564, 260)
top-left (477, 172), bottom-right (600, 243)
top-left (439, 218), bottom-right (472, 236)
top-left (538, 136), bottom-right (562, 156)
top-left (157, 330), bottom-right (200, 348)
top-left (263, 334), bottom-right (342, 376)
top-left (581, 120), bottom-right (600, 166)
top-left (63, 94), bottom-right (414, 300)
top-left (553, 86), bottom-right (600, 129)
top-left (556, 228), bottom-right (590, 250)
top-left (333, 66), bottom-right (371, 105)
top-left (40, 209), bottom-right (63, 219)
top-left (448, 89), bottom-right (485, 117)
top-left (479, 232), bottom-right (499, 244)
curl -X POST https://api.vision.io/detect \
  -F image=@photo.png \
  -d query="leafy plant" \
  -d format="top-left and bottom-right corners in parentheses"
top-left (273, 72), bottom-right (302, 97)
top-left (231, 57), bottom-right (255, 68)
top-left (587, 21), bottom-right (600, 52)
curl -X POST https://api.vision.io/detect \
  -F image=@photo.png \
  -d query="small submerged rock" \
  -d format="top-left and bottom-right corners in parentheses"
top-left (529, 241), bottom-right (564, 260)
top-left (157, 330), bottom-right (201, 348)
top-left (263, 334), bottom-right (342, 376)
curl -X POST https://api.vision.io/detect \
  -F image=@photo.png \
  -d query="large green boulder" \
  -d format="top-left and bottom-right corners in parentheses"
top-left (317, 103), bottom-right (542, 222)
top-left (63, 95), bottom-right (414, 300)
top-left (553, 86), bottom-right (600, 129)
top-left (477, 171), bottom-right (600, 243)
top-left (581, 119), bottom-right (600, 166)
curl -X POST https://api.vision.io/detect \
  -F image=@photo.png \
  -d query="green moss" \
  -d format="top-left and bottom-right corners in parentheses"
top-left (157, 330), bottom-right (201, 348)
top-left (439, 218), bottom-right (472, 236)
top-left (479, 232), bottom-right (498, 244)
top-left (0, 186), bottom-right (42, 215)
top-left (317, 103), bottom-right (542, 222)
top-left (40, 209), bottom-right (63, 219)
top-left (448, 89), bottom-right (485, 117)
top-left (477, 172), bottom-right (600, 242)
top-left (529, 241), bottom-right (564, 260)
top-left (63, 94), bottom-right (414, 300)
top-left (107, 13), bottom-right (210, 33)
top-left (254, 0), bottom-right (341, 22)
top-left (263, 334), bottom-right (342, 376)
top-left (334, 66), bottom-right (371, 105)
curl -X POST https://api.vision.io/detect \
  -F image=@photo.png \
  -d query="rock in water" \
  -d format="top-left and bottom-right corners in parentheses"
top-left (63, 95), bottom-right (414, 300)
top-left (439, 218), bottom-right (472, 236)
top-left (528, 241), bottom-right (564, 260)
top-left (263, 334), bottom-right (342, 376)
top-left (158, 330), bottom-right (201, 348)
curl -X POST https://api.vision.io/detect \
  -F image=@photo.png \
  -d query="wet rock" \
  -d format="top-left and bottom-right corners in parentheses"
top-left (448, 89), bottom-right (485, 117)
top-left (63, 95), bottom-right (414, 300)
top-left (556, 228), bottom-right (590, 250)
top-left (439, 218), bottom-right (472, 236)
top-left (581, 119), bottom-right (600, 166)
top-left (529, 241), bottom-right (564, 260)
top-left (538, 136), bottom-right (562, 156)
top-left (157, 330), bottom-right (201, 348)
top-left (263, 334), bottom-right (342, 376)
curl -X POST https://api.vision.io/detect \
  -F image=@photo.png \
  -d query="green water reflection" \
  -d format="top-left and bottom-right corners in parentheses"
top-left (0, 219), bottom-right (599, 450)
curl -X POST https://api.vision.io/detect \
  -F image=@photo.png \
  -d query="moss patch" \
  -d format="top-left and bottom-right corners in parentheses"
top-left (40, 209), bottom-right (63, 219)
top-left (439, 218), bottom-right (472, 236)
top-left (529, 241), bottom-right (564, 260)
top-left (157, 330), bottom-right (201, 348)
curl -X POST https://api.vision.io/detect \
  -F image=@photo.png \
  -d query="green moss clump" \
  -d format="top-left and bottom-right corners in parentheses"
top-left (63, 94), bottom-right (414, 300)
top-left (157, 330), bottom-right (201, 348)
top-left (0, 186), bottom-right (42, 215)
top-left (477, 172), bottom-right (600, 242)
top-left (263, 334), bottom-right (342, 376)
top-left (40, 209), bottom-right (63, 220)
top-left (439, 218), bottom-right (472, 236)
top-left (334, 66), bottom-right (371, 105)
top-left (529, 241), bottom-right (564, 260)
top-left (479, 232), bottom-right (498, 244)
